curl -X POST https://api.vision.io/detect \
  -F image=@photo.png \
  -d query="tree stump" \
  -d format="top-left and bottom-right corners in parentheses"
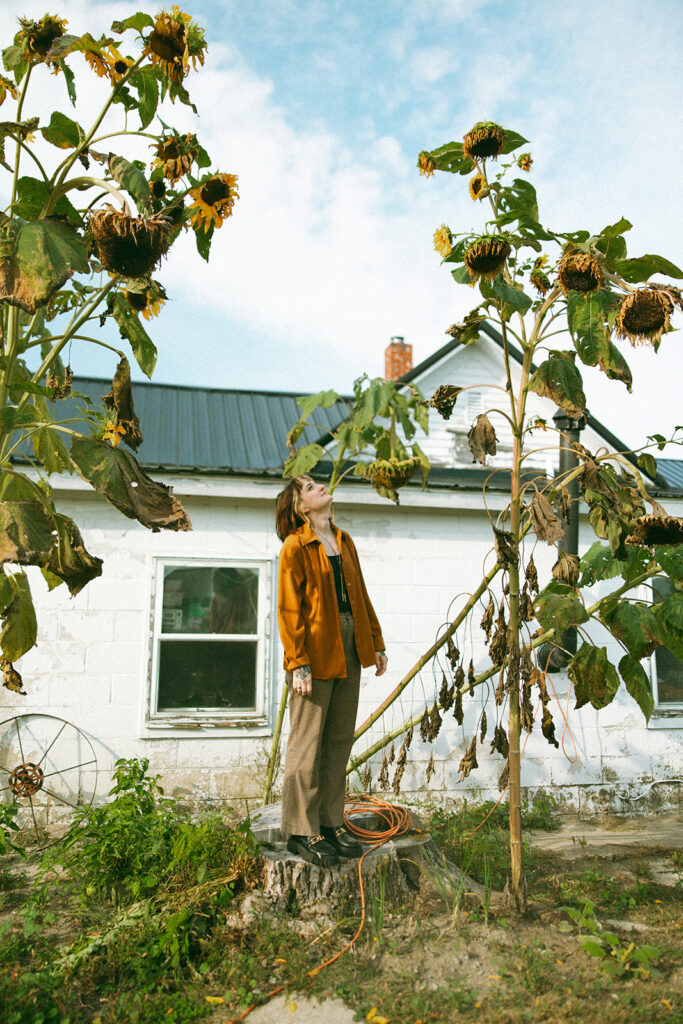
top-left (243, 803), bottom-right (495, 928)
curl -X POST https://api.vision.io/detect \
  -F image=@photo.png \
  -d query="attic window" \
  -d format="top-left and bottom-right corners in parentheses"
top-left (147, 559), bottom-right (271, 728)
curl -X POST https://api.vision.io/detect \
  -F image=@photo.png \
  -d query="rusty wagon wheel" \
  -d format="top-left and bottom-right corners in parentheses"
top-left (0, 714), bottom-right (97, 849)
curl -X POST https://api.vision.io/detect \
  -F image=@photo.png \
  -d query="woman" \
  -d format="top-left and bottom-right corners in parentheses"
top-left (275, 475), bottom-right (387, 867)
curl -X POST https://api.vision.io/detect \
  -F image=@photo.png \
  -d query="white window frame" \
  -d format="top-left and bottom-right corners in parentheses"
top-left (145, 556), bottom-right (273, 731)
top-left (645, 577), bottom-right (683, 728)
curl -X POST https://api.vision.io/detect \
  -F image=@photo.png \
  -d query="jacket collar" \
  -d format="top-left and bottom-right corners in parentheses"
top-left (297, 522), bottom-right (343, 547)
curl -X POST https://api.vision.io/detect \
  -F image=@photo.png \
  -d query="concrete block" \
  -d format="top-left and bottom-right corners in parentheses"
top-left (85, 577), bottom-right (147, 612)
top-left (113, 610), bottom-right (147, 643)
top-left (175, 738), bottom-right (242, 769)
top-left (20, 641), bottom-right (86, 676)
top-left (85, 641), bottom-right (144, 677)
top-left (59, 609), bottom-right (115, 644)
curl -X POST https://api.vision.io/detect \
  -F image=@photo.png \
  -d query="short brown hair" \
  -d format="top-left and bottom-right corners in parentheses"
top-left (275, 475), bottom-right (310, 542)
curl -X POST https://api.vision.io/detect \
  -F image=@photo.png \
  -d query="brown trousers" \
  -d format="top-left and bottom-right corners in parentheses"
top-left (281, 611), bottom-right (361, 837)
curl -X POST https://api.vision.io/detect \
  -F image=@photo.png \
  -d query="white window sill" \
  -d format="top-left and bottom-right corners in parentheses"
top-left (648, 711), bottom-right (683, 730)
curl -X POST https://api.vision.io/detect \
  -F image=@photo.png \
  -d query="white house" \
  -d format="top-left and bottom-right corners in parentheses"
top-left (2, 330), bottom-right (681, 829)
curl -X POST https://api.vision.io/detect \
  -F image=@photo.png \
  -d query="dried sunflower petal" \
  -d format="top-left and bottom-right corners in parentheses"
top-left (458, 736), bottom-right (478, 782)
top-left (529, 491), bottom-right (564, 544)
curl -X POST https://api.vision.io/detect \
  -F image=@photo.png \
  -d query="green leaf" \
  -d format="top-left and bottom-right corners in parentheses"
top-left (108, 292), bottom-right (157, 378)
top-left (637, 453), bottom-right (658, 480)
top-left (528, 351), bottom-right (587, 417)
top-left (46, 32), bottom-right (115, 61)
top-left (500, 129), bottom-right (529, 154)
top-left (618, 654), bottom-right (654, 722)
top-left (32, 425), bottom-right (71, 475)
top-left (569, 643), bottom-right (621, 710)
top-left (105, 154), bottom-right (152, 215)
top-left (40, 111), bottom-right (84, 150)
top-left (355, 379), bottom-right (395, 427)
top-left (595, 233), bottom-right (627, 263)
top-left (600, 601), bottom-right (665, 660)
top-left (296, 389), bottom-right (341, 419)
top-left (579, 541), bottom-right (652, 587)
top-left (598, 341), bottom-right (632, 392)
top-left (0, 570), bottom-right (37, 662)
top-left (130, 68), bottom-right (159, 130)
top-left (46, 513), bottom-right (103, 596)
top-left (59, 59), bottom-right (77, 106)
top-left (581, 937), bottom-right (607, 959)
top-left (451, 264), bottom-right (478, 287)
top-left (613, 254), bottom-right (683, 283)
top-left (653, 545), bottom-right (683, 586)
top-left (426, 141), bottom-right (474, 175)
top-left (598, 218), bottom-right (632, 238)
top-left (0, 501), bottom-right (56, 567)
top-left (12, 177), bottom-right (82, 227)
top-left (0, 215), bottom-right (88, 314)
top-left (194, 223), bottom-right (213, 262)
top-left (651, 590), bottom-right (683, 660)
top-left (534, 582), bottom-right (589, 633)
top-left (69, 436), bottom-right (192, 533)
top-left (567, 291), bottom-right (610, 367)
top-left (0, 405), bottom-right (36, 431)
top-left (283, 444), bottom-right (324, 478)
top-left (2, 45), bottom-right (23, 72)
top-left (111, 13), bottom-right (155, 33)
top-left (490, 275), bottom-right (532, 314)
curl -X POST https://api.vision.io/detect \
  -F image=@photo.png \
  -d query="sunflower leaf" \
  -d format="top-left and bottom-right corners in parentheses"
top-left (12, 176), bottom-right (82, 227)
top-left (283, 443), bottom-right (325, 478)
top-left (528, 350), bottom-right (587, 417)
top-left (111, 13), bottom-right (155, 33)
top-left (0, 570), bottom-right (37, 662)
top-left (32, 426), bottom-right (71, 475)
top-left (579, 541), bottom-right (652, 587)
top-left (651, 590), bottom-right (683, 661)
top-left (600, 601), bottom-right (665, 661)
top-left (194, 223), bottom-right (213, 262)
top-left (653, 545), bottom-right (683, 586)
top-left (491, 275), bottom-right (532, 314)
top-left (46, 513), bottom-right (103, 596)
top-left (0, 501), bottom-right (57, 567)
top-left (427, 141), bottom-right (474, 175)
top-left (619, 653), bottom-right (654, 721)
top-left (46, 32), bottom-right (115, 61)
top-left (108, 292), bottom-right (157, 378)
top-left (40, 111), bottom-right (84, 150)
top-left (637, 453), bottom-right (658, 481)
top-left (130, 68), bottom-right (158, 130)
top-left (0, 215), bottom-right (88, 313)
top-left (598, 340), bottom-right (632, 391)
top-left (534, 582), bottom-right (589, 633)
top-left (59, 59), bottom-right (77, 106)
top-left (467, 413), bottom-right (497, 465)
top-left (501, 129), bottom-right (529, 154)
top-left (613, 254), bottom-right (683, 283)
top-left (569, 642), bottom-right (620, 710)
top-left (69, 435), bottom-right (192, 533)
top-left (105, 154), bottom-right (152, 215)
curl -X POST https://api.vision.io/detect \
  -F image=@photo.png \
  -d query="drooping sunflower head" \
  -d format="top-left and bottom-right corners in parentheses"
top-left (462, 121), bottom-right (505, 162)
top-left (0, 73), bottom-right (19, 106)
top-left (556, 248), bottom-right (602, 296)
top-left (370, 456), bottom-right (421, 492)
top-left (152, 132), bottom-right (200, 183)
top-left (149, 178), bottom-right (167, 201)
top-left (433, 224), bottom-right (453, 258)
top-left (626, 513), bottom-right (683, 546)
top-left (109, 46), bottom-right (134, 82)
top-left (89, 206), bottom-right (172, 278)
top-left (468, 173), bottom-right (488, 201)
top-left (17, 14), bottom-right (68, 63)
top-left (83, 48), bottom-right (112, 79)
top-left (417, 151), bottom-right (435, 178)
top-left (188, 173), bottom-right (239, 231)
top-left (614, 288), bottom-right (675, 347)
top-left (124, 280), bottom-right (167, 321)
top-left (464, 234), bottom-right (511, 282)
top-left (518, 152), bottom-right (533, 172)
top-left (143, 7), bottom-right (207, 82)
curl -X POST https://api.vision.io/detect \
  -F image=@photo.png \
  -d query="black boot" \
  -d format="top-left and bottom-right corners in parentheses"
top-left (321, 824), bottom-right (363, 858)
top-left (286, 833), bottom-right (339, 867)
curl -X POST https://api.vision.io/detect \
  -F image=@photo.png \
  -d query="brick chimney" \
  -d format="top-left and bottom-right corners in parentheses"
top-left (384, 336), bottom-right (413, 380)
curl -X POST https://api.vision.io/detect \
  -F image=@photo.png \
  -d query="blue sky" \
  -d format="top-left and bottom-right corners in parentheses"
top-left (4, 0), bottom-right (683, 449)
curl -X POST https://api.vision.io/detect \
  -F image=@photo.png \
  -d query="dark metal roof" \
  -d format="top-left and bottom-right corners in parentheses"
top-left (657, 460), bottom-right (683, 491)
top-left (58, 378), bottom-right (350, 476)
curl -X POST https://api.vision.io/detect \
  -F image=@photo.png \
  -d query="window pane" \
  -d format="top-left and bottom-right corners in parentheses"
top-left (161, 566), bottom-right (258, 634)
top-left (157, 640), bottom-right (257, 710)
top-left (652, 577), bottom-right (683, 704)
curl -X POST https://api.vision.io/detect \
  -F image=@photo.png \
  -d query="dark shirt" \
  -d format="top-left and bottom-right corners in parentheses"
top-left (328, 554), bottom-right (351, 612)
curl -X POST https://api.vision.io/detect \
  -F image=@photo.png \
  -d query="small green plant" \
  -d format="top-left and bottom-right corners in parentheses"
top-left (560, 896), bottom-right (662, 978)
top-left (0, 801), bottom-right (26, 859)
top-left (369, 857), bottom-right (388, 944)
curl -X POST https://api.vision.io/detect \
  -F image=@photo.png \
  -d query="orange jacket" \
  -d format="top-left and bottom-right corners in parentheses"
top-left (277, 523), bottom-right (385, 679)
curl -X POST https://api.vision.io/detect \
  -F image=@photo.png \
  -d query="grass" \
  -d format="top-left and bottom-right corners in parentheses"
top-left (0, 777), bottom-right (680, 1024)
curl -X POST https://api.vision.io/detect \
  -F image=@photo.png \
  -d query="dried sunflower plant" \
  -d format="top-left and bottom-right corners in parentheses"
top-left (0, 10), bottom-right (238, 692)
top-left (349, 123), bottom-right (682, 913)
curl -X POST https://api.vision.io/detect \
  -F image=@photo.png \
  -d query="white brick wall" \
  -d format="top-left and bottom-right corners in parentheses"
top-left (1, 479), bottom-right (681, 818)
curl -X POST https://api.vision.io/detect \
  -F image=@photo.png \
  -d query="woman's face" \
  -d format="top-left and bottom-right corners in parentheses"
top-left (297, 476), bottom-right (332, 516)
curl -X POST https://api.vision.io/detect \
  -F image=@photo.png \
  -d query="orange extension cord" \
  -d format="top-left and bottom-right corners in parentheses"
top-left (226, 795), bottom-right (411, 1024)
